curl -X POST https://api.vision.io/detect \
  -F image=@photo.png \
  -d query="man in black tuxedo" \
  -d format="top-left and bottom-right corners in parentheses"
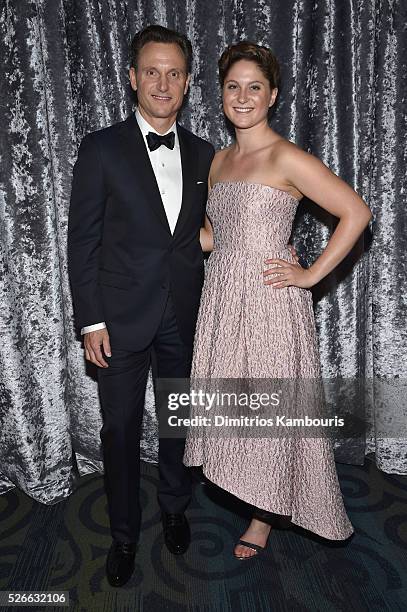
top-left (68, 25), bottom-right (214, 587)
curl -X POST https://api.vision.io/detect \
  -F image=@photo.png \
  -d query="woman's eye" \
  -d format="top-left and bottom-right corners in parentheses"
top-left (227, 84), bottom-right (237, 89)
top-left (251, 85), bottom-right (261, 90)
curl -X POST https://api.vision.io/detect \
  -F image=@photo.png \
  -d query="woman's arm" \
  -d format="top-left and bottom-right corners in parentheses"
top-left (264, 144), bottom-right (372, 288)
top-left (200, 168), bottom-right (216, 253)
top-left (200, 213), bottom-right (214, 252)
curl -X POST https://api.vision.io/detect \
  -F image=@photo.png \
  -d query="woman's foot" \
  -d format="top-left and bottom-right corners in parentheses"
top-left (234, 518), bottom-right (272, 559)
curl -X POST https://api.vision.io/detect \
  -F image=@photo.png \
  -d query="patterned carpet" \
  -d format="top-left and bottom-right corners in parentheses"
top-left (0, 457), bottom-right (406, 612)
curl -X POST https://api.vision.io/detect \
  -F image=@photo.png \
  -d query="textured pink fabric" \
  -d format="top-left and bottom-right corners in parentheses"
top-left (183, 182), bottom-right (354, 540)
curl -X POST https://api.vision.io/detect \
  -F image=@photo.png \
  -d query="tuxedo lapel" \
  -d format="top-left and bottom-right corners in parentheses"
top-left (173, 125), bottom-right (197, 239)
top-left (119, 115), bottom-right (171, 233)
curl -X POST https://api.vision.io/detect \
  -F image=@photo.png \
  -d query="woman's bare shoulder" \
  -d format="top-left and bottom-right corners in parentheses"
top-left (214, 145), bottom-right (233, 159)
top-left (210, 146), bottom-right (232, 178)
top-left (271, 136), bottom-right (305, 156)
top-left (273, 137), bottom-right (314, 161)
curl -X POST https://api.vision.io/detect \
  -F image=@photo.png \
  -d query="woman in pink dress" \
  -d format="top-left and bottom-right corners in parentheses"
top-left (183, 42), bottom-right (371, 559)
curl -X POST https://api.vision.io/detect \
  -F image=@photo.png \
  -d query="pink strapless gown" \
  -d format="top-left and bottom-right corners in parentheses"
top-left (183, 181), bottom-right (354, 541)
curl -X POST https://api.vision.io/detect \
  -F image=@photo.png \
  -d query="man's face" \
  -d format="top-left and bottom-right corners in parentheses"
top-left (129, 41), bottom-right (190, 126)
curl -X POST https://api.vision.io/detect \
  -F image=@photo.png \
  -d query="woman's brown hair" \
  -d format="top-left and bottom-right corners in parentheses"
top-left (218, 41), bottom-right (280, 90)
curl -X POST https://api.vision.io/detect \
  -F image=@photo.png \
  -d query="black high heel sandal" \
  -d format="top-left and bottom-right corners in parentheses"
top-left (234, 538), bottom-right (267, 559)
top-left (233, 509), bottom-right (274, 560)
top-left (233, 509), bottom-right (292, 560)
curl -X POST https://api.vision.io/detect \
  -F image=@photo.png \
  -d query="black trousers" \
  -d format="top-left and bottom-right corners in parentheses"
top-left (98, 294), bottom-right (193, 543)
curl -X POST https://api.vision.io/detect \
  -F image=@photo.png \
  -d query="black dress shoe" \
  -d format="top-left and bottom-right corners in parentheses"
top-left (162, 513), bottom-right (191, 555)
top-left (106, 540), bottom-right (137, 587)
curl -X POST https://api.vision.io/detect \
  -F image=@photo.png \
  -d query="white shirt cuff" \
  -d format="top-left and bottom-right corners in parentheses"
top-left (81, 322), bottom-right (106, 335)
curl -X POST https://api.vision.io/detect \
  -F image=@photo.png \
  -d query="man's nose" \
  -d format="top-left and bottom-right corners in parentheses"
top-left (157, 74), bottom-right (169, 92)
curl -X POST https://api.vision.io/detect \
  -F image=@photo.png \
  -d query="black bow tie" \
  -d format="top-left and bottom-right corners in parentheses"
top-left (146, 131), bottom-right (175, 151)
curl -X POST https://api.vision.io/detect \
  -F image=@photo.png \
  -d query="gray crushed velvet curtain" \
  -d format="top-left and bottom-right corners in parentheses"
top-left (0, 0), bottom-right (406, 504)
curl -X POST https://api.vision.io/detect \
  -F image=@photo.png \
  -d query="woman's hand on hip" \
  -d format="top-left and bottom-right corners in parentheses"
top-left (263, 258), bottom-right (316, 289)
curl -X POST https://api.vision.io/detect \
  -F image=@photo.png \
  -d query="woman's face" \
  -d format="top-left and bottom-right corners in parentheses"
top-left (222, 59), bottom-right (277, 130)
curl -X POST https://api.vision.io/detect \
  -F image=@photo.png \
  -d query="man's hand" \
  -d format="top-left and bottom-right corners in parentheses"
top-left (84, 328), bottom-right (111, 368)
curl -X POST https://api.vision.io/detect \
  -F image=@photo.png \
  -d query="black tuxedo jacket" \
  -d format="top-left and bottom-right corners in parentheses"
top-left (68, 114), bottom-right (215, 350)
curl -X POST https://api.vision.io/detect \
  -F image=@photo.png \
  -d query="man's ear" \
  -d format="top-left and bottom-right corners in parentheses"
top-left (184, 73), bottom-right (192, 95)
top-left (129, 67), bottom-right (137, 92)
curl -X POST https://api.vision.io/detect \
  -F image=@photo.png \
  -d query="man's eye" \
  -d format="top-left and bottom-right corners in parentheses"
top-left (169, 71), bottom-right (180, 78)
top-left (147, 70), bottom-right (157, 76)
top-left (251, 85), bottom-right (261, 90)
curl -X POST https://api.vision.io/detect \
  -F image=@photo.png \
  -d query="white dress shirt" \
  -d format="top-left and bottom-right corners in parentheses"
top-left (81, 108), bottom-right (183, 335)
